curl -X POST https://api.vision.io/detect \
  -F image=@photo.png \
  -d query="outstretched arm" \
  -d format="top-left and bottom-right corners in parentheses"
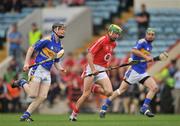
top-left (131, 48), bottom-right (152, 61)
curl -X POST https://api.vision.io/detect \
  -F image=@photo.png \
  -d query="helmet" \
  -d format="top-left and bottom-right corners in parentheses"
top-left (146, 28), bottom-right (155, 34)
top-left (108, 24), bottom-right (122, 35)
top-left (145, 28), bottom-right (155, 42)
top-left (52, 23), bottom-right (65, 39)
top-left (52, 22), bottom-right (65, 31)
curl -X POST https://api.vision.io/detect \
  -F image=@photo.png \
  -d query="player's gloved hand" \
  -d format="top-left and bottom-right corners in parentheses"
top-left (23, 63), bottom-right (30, 72)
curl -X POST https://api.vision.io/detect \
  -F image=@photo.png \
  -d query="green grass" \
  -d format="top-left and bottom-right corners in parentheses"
top-left (0, 113), bottom-right (180, 126)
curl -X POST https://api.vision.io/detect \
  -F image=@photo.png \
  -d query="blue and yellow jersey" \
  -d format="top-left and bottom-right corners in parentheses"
top-left (131, 38), bottom-right (152, 74)
top-left (32, 33), bottom-right (63, 71)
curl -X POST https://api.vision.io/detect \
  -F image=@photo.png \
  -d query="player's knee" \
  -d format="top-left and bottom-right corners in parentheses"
top-left (38, 95), bottom-right (47, 102)
top-left (29, 94), bottom-right (38, 98)
top-left (29, 90), bottom-right (39, 98)
top-left (151, 84), bottom-right (158, 93)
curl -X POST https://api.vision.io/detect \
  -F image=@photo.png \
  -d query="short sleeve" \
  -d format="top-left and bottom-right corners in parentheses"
top-left (133, 40), bottom-right (144, 50)
top-left (88, 36), bottom-right (105, 55)
top-left (33, 39), bottom-right (49, 52)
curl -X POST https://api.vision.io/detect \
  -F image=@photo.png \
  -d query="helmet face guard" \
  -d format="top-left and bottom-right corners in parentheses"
top-left (108, 24), bottom-right (122, 41)
top-left (52, 23), bottom-right (65, 39)
top-left (145, 28), bottom-right (155, 42)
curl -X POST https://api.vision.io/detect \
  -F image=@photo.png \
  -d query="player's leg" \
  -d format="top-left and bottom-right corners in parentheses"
top-left (95, 76), bottom-right (113, 111)
top-left (20, 66), bottom-right (50, 121)
top-left (91, 69), bottom-right (115, 96)
top-left (140, 76), bottom-right (158, 117)
top-left (19, 80), bottom-right (41, 122)
top-left (69, 76), bottom-right (94, 121)
top-left (88, 65), bottom-right (112, 95)
top-left (12, 78), bottom-right (40, 97)
top-left (86, 71), bottom-right (113, 117)
top-left (12, 69), bottom-right (40, 98)
top-left (91, 84), bottom-right (105, 95)
top-left (99, 68), bottom-right (137, 118)
top-left (20, 83), bottom-right (50, 122)
top-left (12, 72), bottom-right (41, 121)
top-left (28, 83), bottom-right (50, 113)
top-left (100, 80), bottom-right (129, 118)
top-left (109, 68), bottom-right (140, 102)
top-left (24, 80), bottom-right (41, 98)
top-left (76, 77), bottom-right (94, 109)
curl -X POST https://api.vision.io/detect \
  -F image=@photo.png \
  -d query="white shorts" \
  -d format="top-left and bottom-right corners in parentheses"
top-left (28, 65), bottom-right (51, 84)
top-left (124, 68), bottom-right (150, 85)
top-left (83, 64), bottom-right (108, 82)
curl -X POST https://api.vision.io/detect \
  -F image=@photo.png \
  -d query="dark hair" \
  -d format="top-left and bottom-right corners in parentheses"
top-left (12, 22), bottom-right (17, 27)
top-left (32, 22), bottom-right (37, 26)
top-left (171, 59), bottom-right (177, 65)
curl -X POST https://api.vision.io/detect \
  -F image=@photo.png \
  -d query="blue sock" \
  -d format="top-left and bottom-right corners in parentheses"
top-left (101, 105), bottom-right (108, 111)
top-left (19, 79), bottom-right (27, 87)
top-left (101, 99), bottom-right (112, 111)
top-left (21, 111), bottom-right (31, 118)
top-left (105, 98), bottom-right (112, 106)
top-left (142, 98), bottom-right (151, 109)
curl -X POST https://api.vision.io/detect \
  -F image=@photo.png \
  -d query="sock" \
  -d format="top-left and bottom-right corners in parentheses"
top-left (72, 110), bottom-right (78, 117)
top-left (101, 98), bottom-right (112, 111)
top-left (142, 98), bottom-right (151, 110)
top-left (19, 79), bottom-right (27, 87)
top-left (71, 105), bottom-right (79, 117)
top-left (101, 105), bottom-right (108, 111)
top-left (105, 98), bottom-right (112, 106)
top-left (21, 111), bottom-right (31, 118)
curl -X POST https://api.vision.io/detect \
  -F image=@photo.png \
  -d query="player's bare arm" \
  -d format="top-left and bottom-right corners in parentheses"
top-left (23, 46), bottom-right (34, 71)
top-left (86, 52), bottom-right (98, 75)
top-left (54, 62), bottom-right (66, 73)
top-left (131, 48), bottom-right (153, 61)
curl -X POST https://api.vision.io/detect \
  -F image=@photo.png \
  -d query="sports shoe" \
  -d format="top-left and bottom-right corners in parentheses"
top-left (11, 79), bottom-right (27, 88)
top-left (99, 110), bottom-right (106, 118)
top-left (69, 115), bottom-right (77, 121)
top-left (140, 107), bottom-right (155, 117)
top-left (20, 117), bottom-right (34, 122)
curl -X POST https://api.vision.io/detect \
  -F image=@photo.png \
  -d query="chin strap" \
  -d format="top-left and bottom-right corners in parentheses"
top-left (53, 30), bottom-right (64, 39)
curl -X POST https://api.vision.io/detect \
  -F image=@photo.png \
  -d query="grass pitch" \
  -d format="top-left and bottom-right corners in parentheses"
top-left (0, 113), bottom-right (180, 126)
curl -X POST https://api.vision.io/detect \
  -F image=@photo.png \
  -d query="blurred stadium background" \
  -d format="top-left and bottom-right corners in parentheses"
top-left (0, 0), bottom-right (180, 124)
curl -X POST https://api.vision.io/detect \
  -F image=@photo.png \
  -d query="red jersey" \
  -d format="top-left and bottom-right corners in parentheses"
top-left (88, 35), bottom-right (116, 67)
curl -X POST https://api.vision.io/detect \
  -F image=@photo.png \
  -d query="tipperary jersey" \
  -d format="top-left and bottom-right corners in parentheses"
top-left (32, 33), bottom-right (63, 71)
top-left (131, 38), bottom-right (152, 74)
